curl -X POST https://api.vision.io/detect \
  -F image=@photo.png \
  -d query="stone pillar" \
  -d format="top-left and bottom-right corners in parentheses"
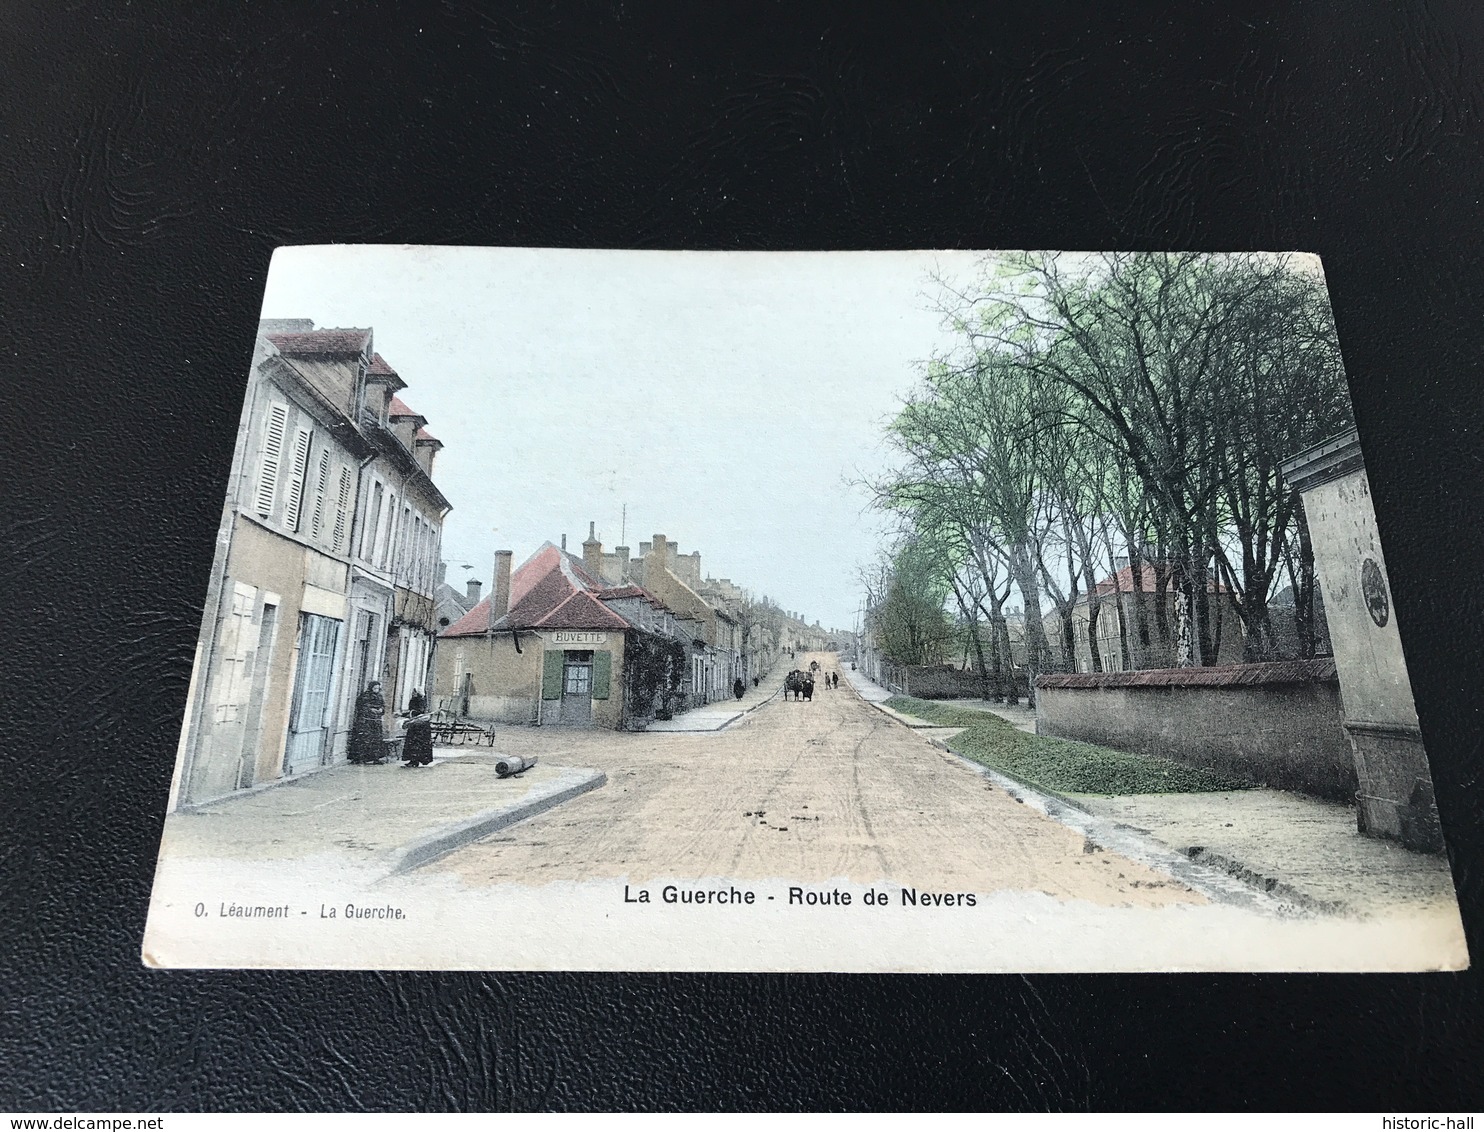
top-left (1281, 429), bottom-right (1442, 852)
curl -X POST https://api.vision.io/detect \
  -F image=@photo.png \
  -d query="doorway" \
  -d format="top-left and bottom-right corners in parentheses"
top-left (285, 613), bottom-right (341, 775)
top-left (560, 649), bottom-right (594, 726)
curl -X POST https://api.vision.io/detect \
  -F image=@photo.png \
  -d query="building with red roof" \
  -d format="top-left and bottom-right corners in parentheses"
top-left (1043, 559), bottom-right (1247, 674)
top-left (434, 540), bottom-right (698, 728)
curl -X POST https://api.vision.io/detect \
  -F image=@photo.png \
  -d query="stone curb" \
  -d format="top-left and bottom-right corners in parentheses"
top-left (923, 733), bottom-right (1342, 914)
top-left (857, 695), bottom-right (1303, 916)
top-left (934, 745), bottom-right (1303, 916)
top-left (923, 735), bottom-right (1090, 813)
top-left (384, 769), bottom-right (607, 876)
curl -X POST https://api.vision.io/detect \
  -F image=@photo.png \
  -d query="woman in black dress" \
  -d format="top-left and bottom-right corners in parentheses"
top-left (349, 680), bottom-right (386, 764)
top-left (401, 710), bottom-right (434, 767)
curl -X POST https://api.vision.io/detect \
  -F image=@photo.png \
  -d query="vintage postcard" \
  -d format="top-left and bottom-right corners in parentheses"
top-left (142, 247), bottom-right (1467, 971)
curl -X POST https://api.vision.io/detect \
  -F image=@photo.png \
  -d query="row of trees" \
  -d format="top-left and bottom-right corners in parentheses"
top-left (866, 251), bottom-right (1353, 700)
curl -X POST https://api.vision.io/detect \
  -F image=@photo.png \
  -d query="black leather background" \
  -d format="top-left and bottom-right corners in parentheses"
top-left (3, 1), bottom-right (1482, 1111)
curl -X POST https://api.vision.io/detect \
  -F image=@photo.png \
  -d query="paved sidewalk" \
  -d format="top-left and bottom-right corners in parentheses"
top-left (846, 674), bottom-right (1459, 918)
top-left (647, 656), bottom-right (799, 731)
top-left (159, 755), bottom-right (605, 877)
top-left (1070, 789), bottom-right (1460, 915)
top-left (841, 665), bottom-right (892, 702)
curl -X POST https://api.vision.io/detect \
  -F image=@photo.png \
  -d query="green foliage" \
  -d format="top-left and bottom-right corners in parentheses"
top-left (623, 633), bottom-right (687, 723)
top-left (869, 538), bottom-right (956, 665)
top-left (884, 695), bottom-right (1251, 794)
top-left (870, 251), bottom-right (1355, 670)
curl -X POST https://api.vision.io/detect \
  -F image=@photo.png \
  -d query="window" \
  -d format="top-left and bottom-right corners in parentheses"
top-left (253, 402), bottom-right (289, 517)
top-left (213, 585), bottom-right (257, 724)
top-left (333, 466), bottom-right (353, 551)
top-left (397, 505), bottom-right (412, 575)
top-left (376, 490), bottom-right (397, 567)
top-left (282, 427), bottom-right (313, 531)
top-left (362, 481), bottom-right (384, 561)
top-left (563, 651), bottom-right (594, 695)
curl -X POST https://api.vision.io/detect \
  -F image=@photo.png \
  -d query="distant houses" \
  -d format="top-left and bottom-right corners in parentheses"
top-left (1041, 561), bottom-right (1332, 674)
top-left (434, 535), bottom-right (713, 730)
top-left (171, 320), bottom-right (448, 809)
top-left (433, 527), bottom-right (827, 729)
top-left (177, 322), bottom-right (835, 794)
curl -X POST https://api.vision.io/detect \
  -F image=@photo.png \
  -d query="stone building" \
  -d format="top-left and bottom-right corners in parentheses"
top-left (1042, 564), bottom-right (1246, 673)
top-left (170, 321), bottom-right (448, 809)
top-left (353, 385), bottom-right (449, 721)
top-left (587, 528), bottom-right (744, 708)
top-left (434, 542), bottom-right (693, 728)
top-left (435, 563), bottom-right (480, 630)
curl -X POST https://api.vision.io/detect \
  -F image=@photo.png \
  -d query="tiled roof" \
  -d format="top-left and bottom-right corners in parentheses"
top-left (1037, 658), bottom-right (1337, 689)
top-left (388, 394), bottom-right (423, 420)
top-left (440, 543), bottom-right (632, 636)
top-left (1090, 564), bottom-right (1229, 598)
top-left (266, 329), bottom-right (370, 356)
top-left (540, 590), bottom-right (631, 630)
top-left (599, 584), bottom-right (650, 600)
top-left (415, 426), bottom-right (439, 443)
top-left (367, 353), bottom-right (399, 377)
top-left (599, 583), bottom-right (676, 615)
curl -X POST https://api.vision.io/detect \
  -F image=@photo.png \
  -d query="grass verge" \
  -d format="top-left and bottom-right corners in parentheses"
top-left (884, 695), bottom-right (1251, 795)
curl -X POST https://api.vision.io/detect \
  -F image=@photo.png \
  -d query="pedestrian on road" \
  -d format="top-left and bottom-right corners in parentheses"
top-left (401, 710), bottom-right (434, 768)
top-left (407, 688), bottom-right (427, 715)
top-left (733, 676), bottom-right (745, 700)
top-left (349, 680), bottom-right (386, 764)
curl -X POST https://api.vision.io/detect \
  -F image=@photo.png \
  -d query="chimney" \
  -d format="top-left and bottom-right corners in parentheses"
top-left (436, 560), bottom-right (447, 585)
top-left (466, 579), bottom-right (483, 604)
top-left (583, 521), bottom-right (603, 577)
top-left (561, 533), bottom-right (567, 551)
top-left (650, 533), bottom-right (668, 572)
top-left (492, 551), bottom-right (513, 619)
top-left (615, 545), bottom-right (631, 579)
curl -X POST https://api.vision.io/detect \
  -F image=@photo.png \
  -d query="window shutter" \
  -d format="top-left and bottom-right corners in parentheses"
top-left (309, 449), bottom-right (331, 538)
top-left (541, 651), bottom-right (564, 700)
top-left (591, 650), bottom-right (612, 699)
top-left (363, 483), bottom-right (383, 560)
top-left (333, 467), bottom-right (352, 550)
top-left (254, 402), bottom-right (289, 517)
top-left (282, 427), bottom-right (313, 531)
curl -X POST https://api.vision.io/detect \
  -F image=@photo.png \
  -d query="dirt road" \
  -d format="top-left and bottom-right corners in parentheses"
top-left (433, 653), bottom-right (1202, 907)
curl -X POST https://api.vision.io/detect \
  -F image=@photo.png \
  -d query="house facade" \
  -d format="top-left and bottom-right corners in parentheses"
top-left (434, 542), bottom-right (694, 729)
top-left (171, 321), bottom-right (447, 809)
top-left (593, 531), bottom-right (744, 709)
top-left (1042, 564), bottom-right (1246, 673)
top-left (341, 372), bottom-right (450, 733)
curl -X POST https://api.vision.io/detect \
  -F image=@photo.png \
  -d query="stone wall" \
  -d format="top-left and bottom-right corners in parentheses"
top-left (881, 662), bottom-right (1031, 701)
top-left (1035, 659), bottom-right (1357, 801)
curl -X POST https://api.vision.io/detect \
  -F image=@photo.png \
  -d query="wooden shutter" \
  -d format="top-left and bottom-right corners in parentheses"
top-left (591, 650), bottom-right (612, 699)
top-left (362, 482), bottom-right (383, 560)
top-left (282, 427), bottom-right (313, 531)
top-left (541, 651), bottom-right (564, 700)
top-left (333, 466), bottom-right (352, 550)
top-left (309, 449), bottom-right (331, 538)
top-left (253, 402), bottom-right (289, 516)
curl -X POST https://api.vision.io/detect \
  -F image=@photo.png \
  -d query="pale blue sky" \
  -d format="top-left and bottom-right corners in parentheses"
top-left (259, 246), bottom-right (983, 631)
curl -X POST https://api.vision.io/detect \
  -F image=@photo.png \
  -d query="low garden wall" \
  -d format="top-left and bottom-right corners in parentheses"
top-left (1034, 659), bottom-right (1357, 801)
top-left (881, 662), bottom-right (1030, 701)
